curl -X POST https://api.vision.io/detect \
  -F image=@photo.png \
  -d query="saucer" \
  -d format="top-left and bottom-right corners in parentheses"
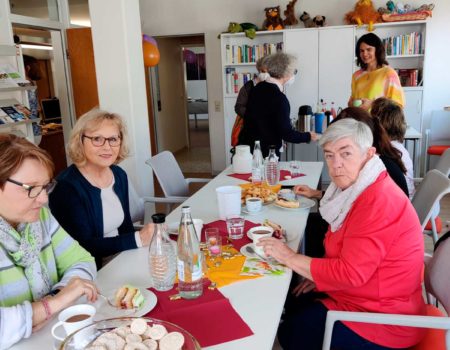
top-left (241, 206), bottom-right (267, 216)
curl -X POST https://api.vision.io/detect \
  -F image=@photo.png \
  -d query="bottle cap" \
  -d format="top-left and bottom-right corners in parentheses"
top-left (151, 213), bottom-right (166, 223)
top-left (181, 206), bottom-right (191, 213)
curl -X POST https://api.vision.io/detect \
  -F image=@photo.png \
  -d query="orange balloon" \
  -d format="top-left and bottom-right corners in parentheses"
top-left (142, 41), bottom-right (160, 67)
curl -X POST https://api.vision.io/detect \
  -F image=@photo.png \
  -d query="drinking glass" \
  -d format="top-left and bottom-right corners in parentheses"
top-left (205, 228), bottom-right (222, 267)
top-left (226, 215), bottom-right (245, 239)
top-left (290, 161), bottom-right (300, 178)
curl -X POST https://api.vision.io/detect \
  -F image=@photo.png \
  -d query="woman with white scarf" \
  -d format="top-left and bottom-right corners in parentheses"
top-left (259, 119), bottom-right (425, 350)
top-left (0, 134), bottom-right (98, 349)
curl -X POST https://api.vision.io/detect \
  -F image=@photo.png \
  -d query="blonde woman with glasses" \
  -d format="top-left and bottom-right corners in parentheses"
top-left (49, 109), bottom-right (154, 268)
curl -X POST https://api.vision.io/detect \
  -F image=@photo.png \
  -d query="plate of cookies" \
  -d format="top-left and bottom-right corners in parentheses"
top-left (60, 317), bottom-right (201, 349)
top-left (239, 183), bottom-right (280, 206)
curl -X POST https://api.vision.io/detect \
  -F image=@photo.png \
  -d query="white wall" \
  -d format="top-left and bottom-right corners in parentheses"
top-left (186, 81), bottom-right (207, 100)
top-left (154, 37), bottom-right (188, 153)
top-left (140, 0), bottom-right (450, 173)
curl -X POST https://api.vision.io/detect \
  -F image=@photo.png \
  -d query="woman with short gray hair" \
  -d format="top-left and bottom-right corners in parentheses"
top-left (238, 52), bottom-right (317, 157)
top-left (258, 118), bottom-right (425, 349)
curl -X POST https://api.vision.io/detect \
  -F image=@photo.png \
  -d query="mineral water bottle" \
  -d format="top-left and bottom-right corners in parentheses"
top-left (264, 146), bottom-right (280, 186)
top-left (148, 213), bottom-right (176, 291)
top-left (177, 206), bottom-right (203, 299)
top-left (251, 140), bottom-right (264, 184)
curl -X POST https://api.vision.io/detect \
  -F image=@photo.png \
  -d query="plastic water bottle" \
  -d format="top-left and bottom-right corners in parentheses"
top-left (177, 206), bottom-right (203, 299)
top-left (148, 213), bottom-right (176, 291)
top-left (252, 140), bottom-right (264, 184)
top-left (264, 146), bottom-right (280, 186)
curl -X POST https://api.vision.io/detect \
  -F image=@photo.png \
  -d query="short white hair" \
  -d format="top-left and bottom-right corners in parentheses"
top-left (319, 118), bottom-right (373, 152)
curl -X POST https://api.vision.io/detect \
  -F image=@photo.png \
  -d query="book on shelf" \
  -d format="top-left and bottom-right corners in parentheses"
top-left (382, 32), bottom-right (424, 56)
top-left (0, 104), bottom-right (32, 124)
top-left (225, 42), bottom-right (283, 64)
top-left (225, 68), bottom-right (256, 95)
top-left (0, 64), bottom-right (30, 88)
top-left (395, 68), bottom-right (422, 87)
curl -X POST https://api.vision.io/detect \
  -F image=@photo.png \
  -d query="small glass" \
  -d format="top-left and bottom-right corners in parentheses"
top-left (289, 161), bottom-right (300, 178)
top-left (226, 215), bottom-right (245, 239)
top-left (205, 228), bottom-right (222, 267)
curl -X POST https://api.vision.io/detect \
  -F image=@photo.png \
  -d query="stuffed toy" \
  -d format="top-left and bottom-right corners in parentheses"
top-left (219, 22), bottom-right (258, 39)
top-left (345, 0), bottom-right (381, 32)
top-left (299, 11), bottom-right (315, 28)
top-left (313, 15), bottom-right (326, 27)
top-left (283, 0), bottom-right (299, 26)
top-left (263, 6), bottom-right (284, 30)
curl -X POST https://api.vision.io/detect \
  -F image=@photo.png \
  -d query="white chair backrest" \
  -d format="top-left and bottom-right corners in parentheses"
top-left (128, 180), bottom-right (145, 223)
top-left (411, 169), bottom-right (450, 230)
top-left (425, 236), bottom-right (450, 314)
top-left (146, 151), bottom-right (189, 197)
top-left (435, 148), bottom-right (450, 177)
top-left (429, 110), bottom-right (450, 143)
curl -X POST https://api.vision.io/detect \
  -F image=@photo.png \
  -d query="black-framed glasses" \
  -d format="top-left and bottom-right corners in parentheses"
top-left (7, 178), bottom-right (57, 198)
top-left (82, 135), bottom-right (121, 147)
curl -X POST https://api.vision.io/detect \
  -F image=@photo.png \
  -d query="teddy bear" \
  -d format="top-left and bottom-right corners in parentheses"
top-left (283, 0), bottom-right (299, 26)
top-left (299, 11), bottom-right (315, 28)
top-left (345, 0), bottom-right (381, 32)
top-left (263, 6), bottom-right (284, 30)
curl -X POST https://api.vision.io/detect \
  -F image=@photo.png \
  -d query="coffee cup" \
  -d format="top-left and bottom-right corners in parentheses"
top-left (51, 304), bottom-right (96, 342)
top-left (245, 197), bottom-right (262, 213)
top-left (250, 226), bottom-right (274, 257)
top-left (353, 99), bottom-right (362, 107)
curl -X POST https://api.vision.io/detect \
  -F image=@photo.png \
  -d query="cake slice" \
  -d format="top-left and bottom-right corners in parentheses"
top-left (114, 284), bottom-right (145, 309)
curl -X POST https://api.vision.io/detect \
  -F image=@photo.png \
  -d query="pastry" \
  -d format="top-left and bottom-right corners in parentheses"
top-left (114, 285), bottom-right (145, 309)
top-left (275, 198), bottom-right (300, 208)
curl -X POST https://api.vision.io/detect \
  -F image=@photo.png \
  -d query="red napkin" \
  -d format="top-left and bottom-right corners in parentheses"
top-left (147, 282), bottom-right (254, 347)
top-left (227, 169), bottom-right (304, 182)
top-left (202, 219), bottom-right (259, 250)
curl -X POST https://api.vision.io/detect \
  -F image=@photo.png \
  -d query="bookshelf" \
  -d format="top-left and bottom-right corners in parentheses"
top-left (0, 44), bottom-right (38, 142)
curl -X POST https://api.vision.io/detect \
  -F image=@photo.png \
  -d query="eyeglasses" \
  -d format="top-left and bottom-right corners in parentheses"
top-left (7, 178), bottom-right (57, 198)
top-left (82, 135), bottom-right (121, 147)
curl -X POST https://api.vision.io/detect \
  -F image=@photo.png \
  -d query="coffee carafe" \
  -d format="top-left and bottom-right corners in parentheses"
top-left (298, 105), bottom-right (312, 132)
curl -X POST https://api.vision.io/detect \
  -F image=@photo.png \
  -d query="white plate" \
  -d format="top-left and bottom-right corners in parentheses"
top-left (273, 197), bottom-right (315, 211)
top-left (93, 288), bottom-right (157, 320)
top-left (167, 221), bottom-right (179, 235)
top-left (240, 243), bottom-right (260, 259)
top-left (241, 206), bottom-right (267, 216)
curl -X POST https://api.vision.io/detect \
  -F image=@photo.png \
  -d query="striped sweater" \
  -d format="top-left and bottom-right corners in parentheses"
top-left (0, 207), bottom-right (96, 349)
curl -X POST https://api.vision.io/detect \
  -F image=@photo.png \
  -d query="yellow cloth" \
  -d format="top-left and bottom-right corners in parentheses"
top-left (205, 246), bottom-right (260, 288)
top-left (351, 66), bottom-right (405, 107)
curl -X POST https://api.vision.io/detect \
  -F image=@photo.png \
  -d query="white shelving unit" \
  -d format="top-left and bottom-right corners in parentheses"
top-left (0, 44), bottom-right (37, 142)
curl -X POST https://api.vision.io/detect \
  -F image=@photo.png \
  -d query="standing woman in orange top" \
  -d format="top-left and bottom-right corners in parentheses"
top-left (349, 33), bottom-right (405, 110)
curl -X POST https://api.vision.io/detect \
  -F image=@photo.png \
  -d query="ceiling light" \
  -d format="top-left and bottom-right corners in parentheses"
top-left (20, 44), bottom-right (53, 51)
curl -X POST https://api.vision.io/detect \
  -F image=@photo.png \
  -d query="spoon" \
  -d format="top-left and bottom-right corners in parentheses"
top-left (245, 245), bottom-right (268, 261)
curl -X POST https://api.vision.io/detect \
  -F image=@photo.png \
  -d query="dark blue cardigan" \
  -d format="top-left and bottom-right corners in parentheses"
top-left (49, 164), bottom-right (136, 268)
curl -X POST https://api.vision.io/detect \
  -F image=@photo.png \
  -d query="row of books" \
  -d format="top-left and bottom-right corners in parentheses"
top-left (395, 68), bottom-right (422, 87)
top-left (382, 32), bottom-right (424, 56)
top-left (225, 69), bottom-right (254, 94)
top-left (225, 42), bottom-right (283, 64)
top-left (0, 104), bottom-right (33, 124)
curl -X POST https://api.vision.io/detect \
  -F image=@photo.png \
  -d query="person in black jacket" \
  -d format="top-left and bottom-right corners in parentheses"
top-left (238, 52), bottom-right (318, 157)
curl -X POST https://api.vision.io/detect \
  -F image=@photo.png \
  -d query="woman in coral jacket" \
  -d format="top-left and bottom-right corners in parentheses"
top-left (259, 119), bottom-right (425, 350)
top-left (349, 33), bottom-right (405, 110)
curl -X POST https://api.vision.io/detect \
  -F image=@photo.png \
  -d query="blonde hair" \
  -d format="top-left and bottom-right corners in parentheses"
top-left (68, 109), bottom-right (129, 167)
top-left (0, 134), bottom-right (54, 189)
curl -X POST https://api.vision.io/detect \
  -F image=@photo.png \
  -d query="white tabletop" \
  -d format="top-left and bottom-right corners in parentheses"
top-left (13, 162), bottom-right (323, 350)
top-left (405, 126), bottom-right (422, 140)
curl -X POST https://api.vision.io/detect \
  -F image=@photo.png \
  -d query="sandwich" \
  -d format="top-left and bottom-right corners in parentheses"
top-left (114, 284), bottom-right (145, 309)
top-left (275, 198), bottom-right (300, 209)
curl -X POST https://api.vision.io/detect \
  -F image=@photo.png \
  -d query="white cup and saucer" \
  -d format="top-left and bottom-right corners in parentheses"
top-left (242, 197), bottom-right (264, 215)
top-left (51, 304), bottom-right (96, 343)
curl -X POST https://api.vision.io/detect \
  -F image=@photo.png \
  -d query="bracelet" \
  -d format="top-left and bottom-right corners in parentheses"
top-left (41, 298), bottom-right (52, 320)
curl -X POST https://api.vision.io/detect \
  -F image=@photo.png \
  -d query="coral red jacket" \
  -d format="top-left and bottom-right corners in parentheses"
top-left (311, 171), bottom-right (425, 348)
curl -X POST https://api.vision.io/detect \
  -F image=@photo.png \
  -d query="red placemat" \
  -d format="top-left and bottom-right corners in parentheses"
top-left (227, 169), bottom-right (304, 182)
top-left (202, 219), bottom-right (259, 250)
top-left (146, 283), bottom-right (254, 347)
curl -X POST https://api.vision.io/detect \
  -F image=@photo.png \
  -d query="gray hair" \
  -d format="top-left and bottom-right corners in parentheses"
top-left (319, 118), bottom-right (373, 152)
top-left (255, 55), bottom-right (269, 73)
top-left (265, 52), bottom-right (297, 79)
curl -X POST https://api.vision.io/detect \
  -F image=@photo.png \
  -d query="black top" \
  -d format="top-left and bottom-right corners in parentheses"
top-left (238, 81), bottom-right (311, 157)
top-left (380, 155), bottom-right (409, 197)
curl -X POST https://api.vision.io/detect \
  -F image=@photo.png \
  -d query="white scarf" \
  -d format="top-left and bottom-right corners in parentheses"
top-left (319, 155), bottom-right (386, 232)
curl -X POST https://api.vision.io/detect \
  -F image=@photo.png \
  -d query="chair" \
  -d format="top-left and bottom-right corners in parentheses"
top-left (425, 110), bottom-right (450, 172)
top-left (411, 170), bottom-right (450, 244)
top-left (145, 151), bottom-right (211, 212)
top-left (322, 235), bottom-right (450, 350)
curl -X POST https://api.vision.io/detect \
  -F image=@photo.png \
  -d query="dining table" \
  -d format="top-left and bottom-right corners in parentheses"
top-left (12, 161), bottom-right (323, 350)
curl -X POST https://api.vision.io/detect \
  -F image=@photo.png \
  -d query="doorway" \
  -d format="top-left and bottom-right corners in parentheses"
top-left (149, 35), bottom-right (212, 175)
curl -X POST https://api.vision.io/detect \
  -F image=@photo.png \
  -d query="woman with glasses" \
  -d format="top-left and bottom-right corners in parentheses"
top-left (49, 109), bottom-right (154, 268)
top-left (0, 134), bottom-right (97, 349)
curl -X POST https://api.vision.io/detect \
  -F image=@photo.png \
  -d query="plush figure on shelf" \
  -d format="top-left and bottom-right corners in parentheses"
top-left (313, 15), bottom-right (326, 27)
top-left (299, 12), bottom-right (315, 28)
top-left (219, 22), bottom-right (258, 39)
top-left (386, 0), bottom-right (396, 12)
top-left (345, 0), bottom-right (381, 32)
top-left (263, 6), bottom-right (284, 30)
top-left (283, 0), bottom-right (299, 26)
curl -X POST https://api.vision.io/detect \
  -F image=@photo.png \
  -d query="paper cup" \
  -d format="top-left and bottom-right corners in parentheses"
top-left (216, 186), bottom-right (242, 220)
